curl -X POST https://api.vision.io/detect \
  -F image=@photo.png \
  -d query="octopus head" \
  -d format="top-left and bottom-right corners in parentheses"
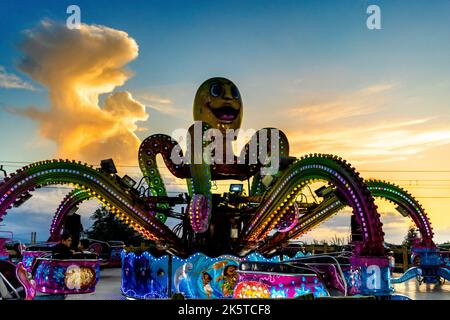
top-left (193, 77), bottom-right (243, 132)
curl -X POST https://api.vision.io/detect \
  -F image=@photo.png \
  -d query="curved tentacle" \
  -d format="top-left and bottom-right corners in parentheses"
top-left (288, 198), bottom-right (343, 238)
top-left (366, 179), bottom-right (434, 247)
top-left (274, 202), bottom-right (299, 232)
top-left (437, 267), bottom-right (450, 282)
top-left (262, 179), bottom-right (435, 253)
top-left (241, 154), bottom-right (385, 256)
top-left (247, 128), bottom-right (290, 196)
top-left (258, 197), bottom-right (343, 254)
top-left (187, 122), bottom-right (213, 233)
top-left (139, 134), bottom-right (190, 189)
top-left (289, 179), bottom-right (434, 245)
top-left (390, 267), bottom-right (421, 284)
top-left (0, 160), bottom-right (181, 249)
top-left (49, 189), bottom-right (91, 241)
top-left (138, 134), bottom-right (191, 223)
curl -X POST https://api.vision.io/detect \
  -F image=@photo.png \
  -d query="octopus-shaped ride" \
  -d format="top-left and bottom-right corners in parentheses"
top-left (1, 77), bottom-right (449, 296)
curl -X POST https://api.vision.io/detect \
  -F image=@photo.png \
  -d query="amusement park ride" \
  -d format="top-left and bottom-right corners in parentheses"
top-left (0, 77), bottom-right (449, 300)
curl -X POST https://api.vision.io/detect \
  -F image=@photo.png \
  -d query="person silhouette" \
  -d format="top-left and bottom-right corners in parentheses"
top-left (64, 211), bottom-right (83, 251)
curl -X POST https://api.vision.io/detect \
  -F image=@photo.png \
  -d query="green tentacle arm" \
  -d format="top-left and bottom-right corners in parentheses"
top-left (248, 128), bottom-right (290, 196)
top-left (0, 159), bottom-right (182, 251)
top-left (239, 154), bottom-right (385, 257)
top-left (261, 179), bottom-right (435, 254)
top-left (284, 179), bottom-right (434, 246)
top-left (366, 179), bottom-right (434, 247)
top-left (49, 189), bottom-right (91, 241)
top-left (138, 134), bottom-right (191, 223)
top-left (187, 122), bottom-right (213, 233)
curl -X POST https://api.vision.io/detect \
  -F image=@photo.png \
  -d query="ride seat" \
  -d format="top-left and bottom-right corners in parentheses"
top-left (0, 260), bottom-right (31, 300)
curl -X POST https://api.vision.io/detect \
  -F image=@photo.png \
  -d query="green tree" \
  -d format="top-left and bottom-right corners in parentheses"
top-left (85, 206), bottom-right (143, 246)
top-left (402, 225), bottom-right (419, 247)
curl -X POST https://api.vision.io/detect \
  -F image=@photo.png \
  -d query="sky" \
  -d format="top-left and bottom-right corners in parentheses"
top-left (0, 0), bottom-right (449, 244)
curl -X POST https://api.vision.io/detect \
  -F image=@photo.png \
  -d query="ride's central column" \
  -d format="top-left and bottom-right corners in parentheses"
top-left (412, 246), bottom-right (443, 284)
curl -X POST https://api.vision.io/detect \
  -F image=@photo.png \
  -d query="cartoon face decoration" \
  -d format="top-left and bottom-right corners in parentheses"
top-left (193, 77), bottom-right (243, 132)
top-left (64, 266), bottom-right (96, 290)
top-left (225, 265), bottom-right (237, 276)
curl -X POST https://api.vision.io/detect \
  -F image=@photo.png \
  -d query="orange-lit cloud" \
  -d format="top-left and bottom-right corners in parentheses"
top-left (289, 84), bottom-right (395, 123)
top-left (286, 84), bottom-right (450, 165)
top-left (14, 20), bottom-right (148, 166)
top-left (289, 118), bottom-right (450, 165)
top-left (278, 83), bottom-right (450, 243)
top-left (298, 207), bottom-right (413, 245)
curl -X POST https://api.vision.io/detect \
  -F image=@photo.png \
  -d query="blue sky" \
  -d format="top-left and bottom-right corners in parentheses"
top-left (1, 0), bottom-right (450, 243)
top-left (2, 0), bottom-right (450, 139)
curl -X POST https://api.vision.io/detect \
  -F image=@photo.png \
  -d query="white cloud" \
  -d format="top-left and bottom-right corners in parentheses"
top-left (138, 93), bottom-right (184, 116)
top-left (0, 66), bottom-right (36, 91)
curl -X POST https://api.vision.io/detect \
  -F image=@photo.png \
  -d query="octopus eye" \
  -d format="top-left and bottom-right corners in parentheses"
top-left (210, 83), bottom-right (222, 97)
top-left (231, 85), bottom-right (240, 99)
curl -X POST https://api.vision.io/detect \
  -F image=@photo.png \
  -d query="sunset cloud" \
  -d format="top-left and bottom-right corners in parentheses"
top-left (137, 93), bottom-right (179, 115)
top-left (286, 84), bottom-right (450, 165)
top-left (0, 65), bottom-right (36, 90)
top-left (298, 207), bottom-right (412, 245)
top-left (13, 21), bottom-right (148, 166)
top-left (289, 83), bottom-right (395, 123)
top-left (289, 118), bottom-right (450, 165)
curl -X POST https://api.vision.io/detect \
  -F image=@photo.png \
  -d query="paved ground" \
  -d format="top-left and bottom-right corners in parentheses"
top-left (391, 273), bottom-right (449, 300)
top-left (37, 269), bottom-right (449, 300)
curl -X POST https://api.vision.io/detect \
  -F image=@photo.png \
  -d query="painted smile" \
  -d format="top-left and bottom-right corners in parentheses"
top-left (210, 105), bottom-right (240, 122)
